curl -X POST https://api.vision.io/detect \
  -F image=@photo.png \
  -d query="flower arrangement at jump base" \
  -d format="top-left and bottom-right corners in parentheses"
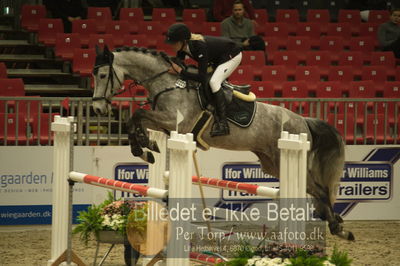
top-left (73, 192), bottom-right (148, 245)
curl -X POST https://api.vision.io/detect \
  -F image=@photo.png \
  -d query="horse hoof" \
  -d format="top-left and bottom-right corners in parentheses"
top-left (131, 147), bottom-right (143, 157)
top-left (145, 152), bottom-right (155, 164)
top-left (347, 231), bottom-right (355, 241)
top-left (149, 140), bottom-right (160, 153)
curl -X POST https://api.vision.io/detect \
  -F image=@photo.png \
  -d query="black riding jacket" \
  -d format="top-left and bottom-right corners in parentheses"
top-left (177, 36), bottom-right (242, 85)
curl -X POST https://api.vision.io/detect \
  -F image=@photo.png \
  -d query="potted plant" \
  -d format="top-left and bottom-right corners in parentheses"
top-left (73, 192), bottom-right (146, 245)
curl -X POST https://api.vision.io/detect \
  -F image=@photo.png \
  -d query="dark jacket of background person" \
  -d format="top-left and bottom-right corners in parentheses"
top-left (212, 0), bottom-right (255, 22)
top-left (378, 20), bottom-right (400, 48)
top-left (221, 15), bottom-right (254, 47)
top-left (44, 0), bottom-right (87, 33)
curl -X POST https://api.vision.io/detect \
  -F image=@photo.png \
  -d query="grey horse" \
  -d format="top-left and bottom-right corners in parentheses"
top-left (92, 46), bottom-right (354, 241)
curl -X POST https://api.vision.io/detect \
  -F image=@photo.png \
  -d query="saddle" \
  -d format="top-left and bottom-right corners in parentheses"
top-left (195, 80), bottom-right (257, 128)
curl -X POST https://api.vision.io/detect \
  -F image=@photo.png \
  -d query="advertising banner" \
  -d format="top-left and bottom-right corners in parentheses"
top-left (0, 145), bottom-right (399, 225)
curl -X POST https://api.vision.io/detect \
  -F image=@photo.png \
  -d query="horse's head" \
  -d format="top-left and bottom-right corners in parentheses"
top-left (92, 45), bottom-right (124, 115)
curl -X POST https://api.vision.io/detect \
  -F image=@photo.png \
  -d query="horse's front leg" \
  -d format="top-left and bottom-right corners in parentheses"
top-left (127, 114), bottom-right (157, 164)
top-left (130, 109), bottom-right (163, 152)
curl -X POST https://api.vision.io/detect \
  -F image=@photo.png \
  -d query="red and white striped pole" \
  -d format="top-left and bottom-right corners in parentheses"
top-left (68, 171), bottom-right (168, 199)
top-left (191, 176), bottom-right (279, 198)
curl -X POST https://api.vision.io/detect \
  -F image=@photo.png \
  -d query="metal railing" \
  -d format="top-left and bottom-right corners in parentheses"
top-left (1, 97), bottom-right (399, 146)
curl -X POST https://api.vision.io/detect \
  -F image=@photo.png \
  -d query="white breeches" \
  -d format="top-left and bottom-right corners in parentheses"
top-left (209, 52), bottom-right (242, 93)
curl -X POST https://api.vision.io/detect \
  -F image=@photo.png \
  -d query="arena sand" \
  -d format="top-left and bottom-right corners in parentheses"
top-left (0, 221), bottom-right (399, 266)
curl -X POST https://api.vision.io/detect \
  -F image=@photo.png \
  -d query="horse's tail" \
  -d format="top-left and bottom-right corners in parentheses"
top-left (305, 117), bottom-right (345, 206)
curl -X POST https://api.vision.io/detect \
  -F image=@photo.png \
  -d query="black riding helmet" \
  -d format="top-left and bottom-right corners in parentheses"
top-left (165, 23), bottom-right (191, 44)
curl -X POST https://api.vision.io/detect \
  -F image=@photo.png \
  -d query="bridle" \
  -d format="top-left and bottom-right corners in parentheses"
top-left (92, 50), bottom-right (190, 110)
top-left (92, 59), bottom-right (170, 104)
top-left (92, 62), bottom-right (124, 104)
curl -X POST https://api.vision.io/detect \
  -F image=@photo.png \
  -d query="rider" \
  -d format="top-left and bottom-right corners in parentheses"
top-left (165, 23), bottom-right (242, 137)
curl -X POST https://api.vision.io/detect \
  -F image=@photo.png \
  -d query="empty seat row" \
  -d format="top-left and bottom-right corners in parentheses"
top-left (21, 5), bottom-right (391, 32)
top-left (0, 112), bottom-right (58, 145)
top-left (248, 80), bottom-right (400, 99)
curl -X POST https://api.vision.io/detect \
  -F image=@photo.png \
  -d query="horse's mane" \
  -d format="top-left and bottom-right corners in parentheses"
top-left (113, 46), bottom-right (171, 65)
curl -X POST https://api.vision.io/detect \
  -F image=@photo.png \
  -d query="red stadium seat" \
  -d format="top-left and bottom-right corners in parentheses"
top-left (123, 34), bottom-right (150, 48)
top-left (337, 51), bottom-right (365, 76)
top-left (182, 8), bottom-right (206, 22)
top-left (326, 22), bottom-right (352, 40)
top-left (0, 113), bottom-right (30, 145)
top-left (368, 10), bottom-right (390, 24)
top-left (72, 48), bottom-right (96, 77)
top-left (152, 8), bottom-right (176, 23)
top-left (280, 81), bottom-right (309, 113)
top-left (0, 78), bottom-right (25, 96)
top-left (254, 9), bottom-right (268, 24)
top-left (327, 66), bottom-right (355, 85)
top-left (229, 65), bottom-right (254, 82)
top-left (348, 80), bottom-right (378, 98)
top-left (294, 66), bottom-right (321, 82)
top-left (263, 23), bottom-right (289, 40)
top-left (370, 51), bottom-right (396, 67)
top-left (241, 51), bottom-right (266, 66)
top-left (263, 37), bottom-right (280, 53)
top-left (361, 65), bottom-right (389, 83)
top-left (250, 81), bottom-right (276, 98)
top-left (319, 36), bottom-right (345, 52)
top-left (119, 8), bottom-right (145, 33)
top-left (348, 36), bottom-right (375, 52)
top-left (269, 51), bottom-right (300, 69)
top-left (307, 9), bottom-right (330, 23)
top-left (72, 19), bottom-right (97, 46)
top-left (38, 18), bottom-right (64, 46)
top-left (306, 9), bottom-right (330, 33)
top-left (276, 9), bottom-right (300, 22)
top-left (241, 51), bottom-right (266, 78)
top-left (202, 22), bottom-right (221, 36)
top-left (31, 113), bottom-right (60, 145)
top-left (295, 22), bottom-right (321, 48)
top-left (383, 81), bottom-right (400, 98)
top-left (55, 33), bottom-right (81, 61)
top-left (87, 34), bottom-right (115, 50)
top-left (305, 51), bottom-right (332, 76)
top-left (119, 7), bottom-right (144, 21)
top-left (315, 81), bottom-right (343, 98)
top-left (286, 36), bottom-right (311, 54)
top-left (338, 9), bottom-right (362, 23)
top-left (87, 7), bottom-right (113, 33)
top-left (105, 21), bottom-right (131, 47)
top-left (21, 5), bottom-right (46, 32)
top-left (363, 114), bottom-right (393, 144)
top-left (137, 21), bottom-right (165, 36)
top-left (358, 22), bottom-right (379, 37)
top-left (281, 81), bottom-right (309, 97)
top-left (327, 113), bottom-right (357, 144)
top-left (262, 65), bottom-right (289, 83)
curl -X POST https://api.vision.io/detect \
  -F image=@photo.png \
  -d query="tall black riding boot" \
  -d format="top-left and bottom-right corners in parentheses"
top-left (210, 89), bottom-right (230, 137)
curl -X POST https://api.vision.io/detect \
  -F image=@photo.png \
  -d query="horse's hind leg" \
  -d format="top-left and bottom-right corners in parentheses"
top-left (307, 156), bottom-right (355, 241)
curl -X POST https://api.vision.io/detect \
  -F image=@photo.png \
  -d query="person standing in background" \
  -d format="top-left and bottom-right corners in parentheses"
top-left (377, 8), bottom-right (400, 58)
